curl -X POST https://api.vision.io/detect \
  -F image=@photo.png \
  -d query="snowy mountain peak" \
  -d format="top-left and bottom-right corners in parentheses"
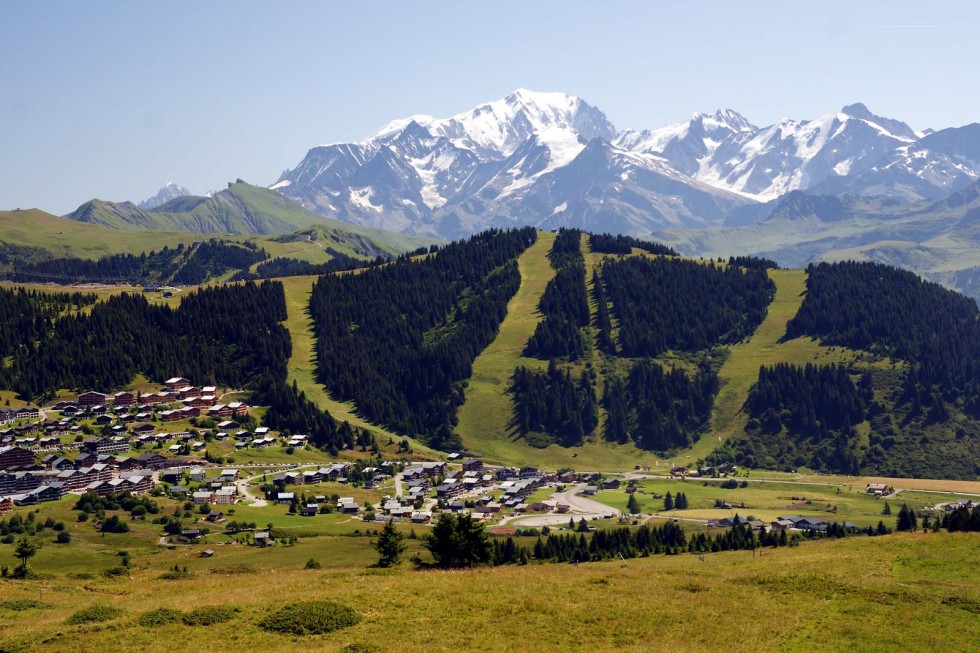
top-left (839, 102), bottom-right (918, 141)
top-left (137, 182), bottom-right (192, 209)
top-left (707, 109), bottom-right (756, 133)
top-left (272, 92), bottom-right (978, 239)
top-left (364, 88), bottom-right (616, 161)
top-left (841, 102), bottom-right (874, 120)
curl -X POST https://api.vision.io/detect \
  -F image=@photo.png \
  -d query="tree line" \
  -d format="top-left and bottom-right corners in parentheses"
top-left (0, 287), bottom-right (96, 362)
top-left (786, 261), bottom-right (979, 414)
top-left (524, 229), bottom-right (591, 360)
top-left (599, 257), bottom-right (775, 357)
top-left (604, 359), bottom-right (719, 452)
top-left (2, 240), bottom-right (267, 286)
top-left (309, 227), bottom-right (537, 449)
top-left (511, 361), bottom-right (598, 447)
top-left (587, 233), bottom-right (677, 256)
top-left (231, 248), bottom-right (390, 281)
top-left (728, 255), bottom-right (779, 270)
top-left (710, 363), bottom-right (869, 474)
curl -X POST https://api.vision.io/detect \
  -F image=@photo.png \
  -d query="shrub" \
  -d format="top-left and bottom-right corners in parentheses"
top-left (258, 600), bottom-right (361, 635)
top-left (181, 605), bottom-right (238, 626)
top-left (0, 599), bottom-right (49, 611)
top-left (101, 566), bottom-right (129, 578)
top-left (137, 608), bottom-right (183, 627)
top-left (65, 603), bottom-right (124, 624)
top-left (341, 645), bottom-right (382, 653)
top-left (304, 558), bottom-right (322, 569)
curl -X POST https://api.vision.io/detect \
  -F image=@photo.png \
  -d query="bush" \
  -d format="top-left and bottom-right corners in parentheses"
top-left (56, 531), bottom-right (71, 544)
top-left (137, 607), bottom-right (183, 627)
top-left (65, 603), bottom-right (124, 624)
top-left (258, 600), bottom-right (361, 635)
top-left (101, 566), bottom-right (129, 578)
top-left (304, 558), bottom-right (321, 569)
top-left (0, 599), bottom-right (49, 611)
top-left (181, 605), bottom-right (238, 626)
top-left (341, 645), bottom-right (382, 653)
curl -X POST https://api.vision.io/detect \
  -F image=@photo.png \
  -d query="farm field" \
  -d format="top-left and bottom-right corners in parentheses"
top-left (587, 477), bottom-right (968, 528)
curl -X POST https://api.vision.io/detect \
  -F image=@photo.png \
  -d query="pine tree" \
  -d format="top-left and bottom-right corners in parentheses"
top-left (14, 536), bottom-right (37, 573)
top-left (374, 520), bottom-right (406, 568)
top-left (882, 501), bottom-right (891, 515)
top-left (675, 492), bottom-right (689, 510)
top-left (664, 492), bottom-right (674, 511)
top-left (896, 503), bottom-right (917, 532)
top-left (627, 493), bottom-right (641, 515)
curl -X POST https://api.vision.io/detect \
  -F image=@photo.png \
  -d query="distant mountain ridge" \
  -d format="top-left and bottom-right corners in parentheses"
top-left (137, 182), bottom-right (192, 209)
top-left (68, 181), bottom-right (360, 235)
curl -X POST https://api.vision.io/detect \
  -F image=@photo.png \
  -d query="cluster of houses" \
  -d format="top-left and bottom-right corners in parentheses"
top-left (73, 377), bottom-right (248, 426)
top-left (670, 463), bottom-right (737, 478)
top-left (1, 376), bottom-right (253, 457)
top-left (0, 443), bottom-right (163, 505)
top-left (0, 406), bottom-right (40, 426)
top-left (165, 468), bottom-right (241, 506)
top-left (706, 514), bottom-right (859, 532)
top-left (0, 406), bottom-right (44, 443)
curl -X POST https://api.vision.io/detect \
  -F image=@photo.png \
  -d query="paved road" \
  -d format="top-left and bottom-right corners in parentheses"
top-left (499, 483), bottom-right (620, 528)
top-left (552, 483), bottom-right (621, 516)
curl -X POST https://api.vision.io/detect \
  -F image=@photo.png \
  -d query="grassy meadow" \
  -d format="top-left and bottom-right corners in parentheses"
top-left (0, 530), bottom-right (975, 652)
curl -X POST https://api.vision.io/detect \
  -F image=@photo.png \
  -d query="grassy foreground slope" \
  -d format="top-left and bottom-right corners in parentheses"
top-left (0, 534), bottom-right (976, 652)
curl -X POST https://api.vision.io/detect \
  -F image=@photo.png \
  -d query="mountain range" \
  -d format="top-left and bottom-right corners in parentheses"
top-left (42, 89), bottom-right (980, 299)
top-left (259, 89), bottom-right (980, 299)
top-left (270, 90), bottom-right (980, 238)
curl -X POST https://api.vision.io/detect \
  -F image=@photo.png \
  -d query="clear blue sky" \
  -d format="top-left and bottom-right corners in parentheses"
top-left (2, 1), bottom-right (978, 214)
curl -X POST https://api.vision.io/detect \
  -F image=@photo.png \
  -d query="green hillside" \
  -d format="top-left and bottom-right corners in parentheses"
top-left (297, 229), bottom-right (979, 478)
top-left (1, 197), bottom-right (433, 282)
top-left (61, 181), bottom-right (435, 250)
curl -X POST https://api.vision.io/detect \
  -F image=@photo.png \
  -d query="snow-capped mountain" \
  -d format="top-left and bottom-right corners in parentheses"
top-left (811, 123), bottom-right (980, 200)
top-left (272, 90), bottom-right (979, 238)
top-left (137, 182), bottom-right (192, 209)
top-left (274, 89), bottom-right (751, 236)
top-left (619, 103), bottom-right (922, 201)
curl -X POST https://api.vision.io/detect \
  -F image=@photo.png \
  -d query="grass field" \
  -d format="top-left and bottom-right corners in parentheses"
top-left (0, 531), bottom-right (975, 652)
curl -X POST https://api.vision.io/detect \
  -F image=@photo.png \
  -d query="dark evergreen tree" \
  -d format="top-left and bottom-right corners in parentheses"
top-left (626, 493), bottom-right (641, 515)
top-left (511, 361), bottom-right (598, 447)
top-left (423, 513), bottom-right (493, 568)
top-left (896, 503), bottom-right (918, 532)
top-left (374, 520), bottom-right (406, 567)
